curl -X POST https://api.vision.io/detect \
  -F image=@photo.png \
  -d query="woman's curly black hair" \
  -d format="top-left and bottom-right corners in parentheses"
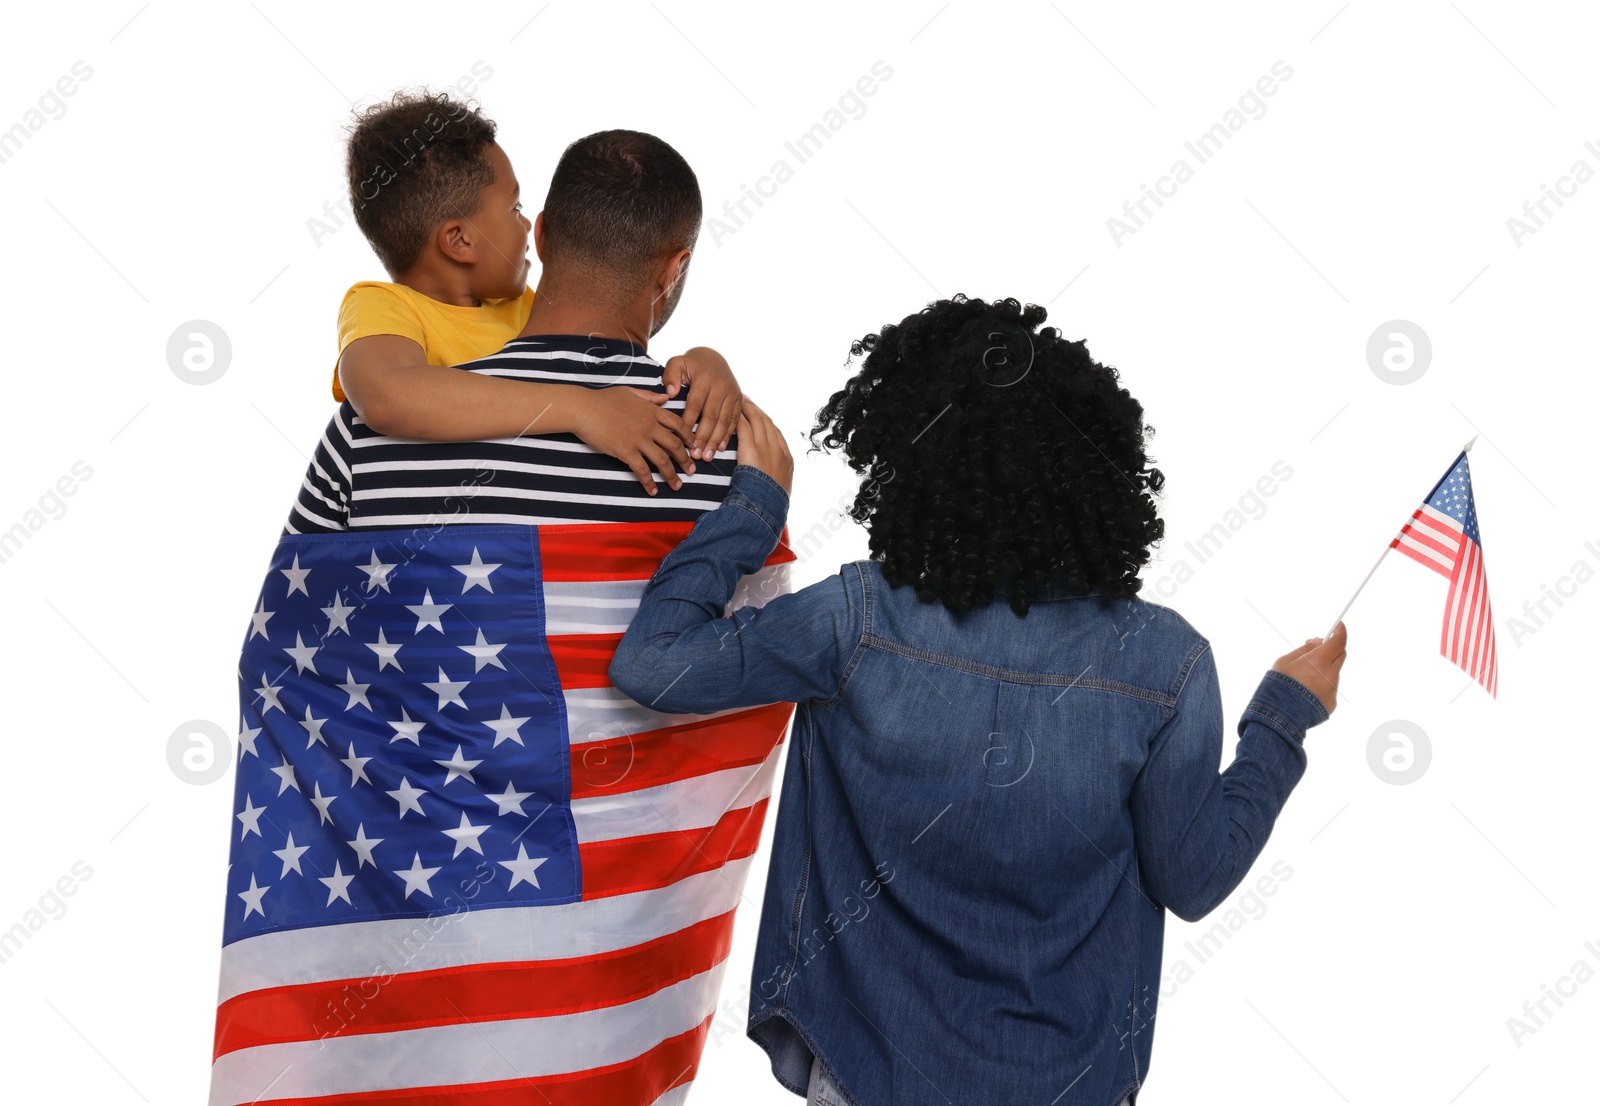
top-left (807, 294), bottom-right (1165, 616)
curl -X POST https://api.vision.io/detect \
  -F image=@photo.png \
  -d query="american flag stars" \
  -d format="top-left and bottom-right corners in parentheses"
top-left (223, 533), bottom-right (570, 936)
top-left (454, 546), bottom-right (501, 592)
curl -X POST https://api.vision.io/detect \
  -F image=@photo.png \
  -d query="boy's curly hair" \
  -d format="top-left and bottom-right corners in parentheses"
top-left (808, 294), bottom-right (1166, 616)
top-left (344, 89), bottom-right (498, 275)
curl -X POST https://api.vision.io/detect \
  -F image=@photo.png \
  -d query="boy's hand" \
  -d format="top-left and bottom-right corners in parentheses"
top-left (572, 388), bottom-right (696, 496)
top-left (734, 398), bottom-right (793, 496)
top-left (662, 346), bottom-right (743, 461)
top-left (1270, 621), bottom-right (1348, 717)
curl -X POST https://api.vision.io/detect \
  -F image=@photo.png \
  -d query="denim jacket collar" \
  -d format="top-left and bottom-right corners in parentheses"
top-left (990, 567), bottom-right (1104, 602)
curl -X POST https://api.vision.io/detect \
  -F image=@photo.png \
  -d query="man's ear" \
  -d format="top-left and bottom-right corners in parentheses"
top-left (436, 218), bottom-right (478, 265)
top-left (659, 247), bottom-right (692, 296)
top-left (533, 211), bottom-right (548, 262)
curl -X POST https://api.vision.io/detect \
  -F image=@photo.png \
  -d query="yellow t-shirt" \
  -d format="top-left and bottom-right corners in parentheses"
top-left (331, 282), bottom-right (537, 402)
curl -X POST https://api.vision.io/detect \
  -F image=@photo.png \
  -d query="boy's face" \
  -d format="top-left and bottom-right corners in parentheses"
top-left (468, 142), bottom-right (533, 299)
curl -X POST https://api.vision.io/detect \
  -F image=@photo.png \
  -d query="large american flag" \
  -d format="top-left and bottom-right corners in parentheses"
top-left (1389, 449), bottom-right (1497, 698)
top-left (210, 521), bottom-right (795, 1105)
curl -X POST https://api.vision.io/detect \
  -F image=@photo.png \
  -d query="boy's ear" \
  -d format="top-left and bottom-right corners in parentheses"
top-left (533, 211), bottom-right (547, 262)
top-left (436, 218), bottom-right (478, 265)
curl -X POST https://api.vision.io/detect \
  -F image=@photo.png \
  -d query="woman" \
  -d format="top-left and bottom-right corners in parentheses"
top-left (609, 294), bottom-right (1348, 1106)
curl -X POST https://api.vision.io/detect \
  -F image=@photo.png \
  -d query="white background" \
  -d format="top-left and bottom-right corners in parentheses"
top-left (0, 1), bottom-right (1595, 1102)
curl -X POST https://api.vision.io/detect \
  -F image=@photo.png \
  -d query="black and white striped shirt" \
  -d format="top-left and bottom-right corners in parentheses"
top-left (285, 334), bottom-right (739, 534)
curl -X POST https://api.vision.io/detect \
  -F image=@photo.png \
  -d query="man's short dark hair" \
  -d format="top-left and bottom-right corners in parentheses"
top-left (541, 130), bottom-right (701, 278)
top-left (344, 89), bottom-right (498, 275)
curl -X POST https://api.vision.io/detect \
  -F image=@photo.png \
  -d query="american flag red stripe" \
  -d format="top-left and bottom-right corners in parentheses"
top-left (578, 799), bottom-right (771, 899)
top-left (210, 521), bottom-right (797, 1105)
top-left (547, 634), bottom-right (628, 687)
top-left (570, 707), bottom-right (791, 798)
top-left (537, 521), bottom-right (720, 581)
top-left (1387, 455), bottom-right (1498, 698)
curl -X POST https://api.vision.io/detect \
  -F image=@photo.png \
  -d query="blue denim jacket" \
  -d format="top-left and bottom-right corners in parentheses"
top-left (609, 465), bottom-right (1330, 1106)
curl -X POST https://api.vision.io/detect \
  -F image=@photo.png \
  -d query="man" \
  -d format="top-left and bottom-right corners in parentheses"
top-left (209, 129), bottom-right (794, 1106)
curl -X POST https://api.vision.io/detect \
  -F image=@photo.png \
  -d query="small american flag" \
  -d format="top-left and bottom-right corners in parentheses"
top-left (210, 521), bottom-right (795, 1105)
top-left (1389, 449), bottom-right (1497, 698)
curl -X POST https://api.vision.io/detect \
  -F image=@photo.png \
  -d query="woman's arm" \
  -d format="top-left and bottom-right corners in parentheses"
top-left (608, 463), bottom-right (863, 713)
top-left (1129, 642), bottom-right (1327, 922)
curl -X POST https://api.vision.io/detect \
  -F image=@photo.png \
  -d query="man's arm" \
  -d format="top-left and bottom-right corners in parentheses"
top-left (285, 412), bottom-right (354, 534)
top-left (339, 334), bottom-right (699, 494)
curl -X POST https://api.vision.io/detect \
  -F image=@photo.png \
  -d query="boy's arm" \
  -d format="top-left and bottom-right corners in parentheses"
top-left (661, 346), bottom-right (744, 461)
top-left (339, 334), bottom-right (699, 494)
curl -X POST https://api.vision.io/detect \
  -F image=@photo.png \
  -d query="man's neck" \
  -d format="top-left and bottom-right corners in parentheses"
top-left (518, 281), bottom-right (651, 349)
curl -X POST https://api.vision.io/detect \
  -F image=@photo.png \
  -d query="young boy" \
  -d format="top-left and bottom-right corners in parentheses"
top-left (330, 88), bottom-right (741, 493)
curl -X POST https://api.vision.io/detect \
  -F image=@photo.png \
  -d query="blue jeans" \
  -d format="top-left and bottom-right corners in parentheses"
top-left (805, 1057), bottom-right (846, 1106)
top-left (806, 1055), bottom-right (1132, 1105)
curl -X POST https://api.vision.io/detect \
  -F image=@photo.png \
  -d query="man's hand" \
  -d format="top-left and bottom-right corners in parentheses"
top-left (1270, 621), bottom-right (1348, 717)
top-left (734, 398), bottom-right (793, 496)
top-left (571, 388), bottom-right (697, 495)
top-left (661, 346), bottom-right (744, 461)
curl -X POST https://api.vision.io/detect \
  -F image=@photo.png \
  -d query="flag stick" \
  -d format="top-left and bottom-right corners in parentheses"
top-left (1324, 546), bottom-right (1391, 640)
top-left (1322, 435), bottom-right (1477, 640)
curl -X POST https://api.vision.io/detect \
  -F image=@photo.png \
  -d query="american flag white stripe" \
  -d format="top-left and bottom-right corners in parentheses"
top-left (545, 559), bottom-right (791, 636)
top-left (571, 746), bottom-right (783, 844)
top-left (563, 686), bottom-right (750, 745)
top-left (214, 857), bottom-right (756, 1003)
top-left (546, 579), bottom-right (650, 633)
